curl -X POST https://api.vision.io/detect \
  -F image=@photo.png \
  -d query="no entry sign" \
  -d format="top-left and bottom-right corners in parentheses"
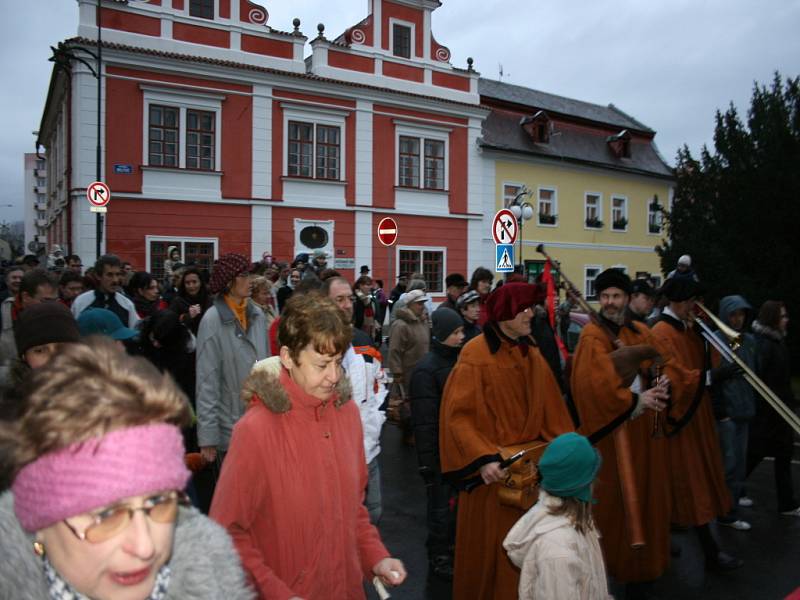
top-left (492, 209), bottom-right (517, 245)
top-left (86, 181), bottom-right (111, 207)
top-left (377, 217), bottom-right (398, 247)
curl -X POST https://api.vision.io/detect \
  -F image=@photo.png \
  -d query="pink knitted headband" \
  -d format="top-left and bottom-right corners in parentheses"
top-left (12, 423), bottom-right (190, 532)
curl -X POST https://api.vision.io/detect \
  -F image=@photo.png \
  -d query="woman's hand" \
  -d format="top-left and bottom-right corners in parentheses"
top-left (372, 557), bottom-right (407, 586)
top-left (200, 446), bottom-right (217, 464)
top-left (189, 304), bottom-right (201, 318)
top-left (479, 461), bottom-right (508, 484)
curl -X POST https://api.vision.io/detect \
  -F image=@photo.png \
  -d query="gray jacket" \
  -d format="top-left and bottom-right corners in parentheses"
top-left (196, 296), bottom-right (269, 450)
top-left (711, 294), bottom-right (757, 421)
top-left (0, 491), bottom-right (254, 600)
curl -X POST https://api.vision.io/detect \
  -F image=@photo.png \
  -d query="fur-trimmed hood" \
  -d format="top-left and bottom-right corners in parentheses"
top-left (241, 356), bottom-right (353, 413)
top-left (753, 320), bottom-right (784, 341)
top-left (394, 306), bottom-right (421, 324)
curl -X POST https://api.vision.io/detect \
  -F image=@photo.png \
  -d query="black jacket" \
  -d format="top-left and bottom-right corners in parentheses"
top-left (276, 285), bottom-right (293, 313)
top-left (750, 321), bottom-right (796, 458)
top-left (462, 319), bottom-right (481, 345)
top-left (408, 340), bottom-right (460, 479)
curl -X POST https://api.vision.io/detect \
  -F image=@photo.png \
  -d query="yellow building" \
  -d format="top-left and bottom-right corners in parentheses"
top-left (479, 79), bottom-right (673, 301)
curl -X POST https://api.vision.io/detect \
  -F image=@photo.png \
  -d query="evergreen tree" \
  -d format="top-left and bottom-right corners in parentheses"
top-left (657, 73), bottom-right (800, 364)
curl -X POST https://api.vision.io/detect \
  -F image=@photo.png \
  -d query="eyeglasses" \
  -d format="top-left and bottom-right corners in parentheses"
top-left (63, 490), bottom-right (189, 544)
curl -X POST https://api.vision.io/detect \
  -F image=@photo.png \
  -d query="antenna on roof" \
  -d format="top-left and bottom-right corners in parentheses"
top-left (499, 63), bottom-right (511, 81)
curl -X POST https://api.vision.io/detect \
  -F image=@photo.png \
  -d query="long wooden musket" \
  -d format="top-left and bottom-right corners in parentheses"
top-left (537, 244), bottom-right (647, 548)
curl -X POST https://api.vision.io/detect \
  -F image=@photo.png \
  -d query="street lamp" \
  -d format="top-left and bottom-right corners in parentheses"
top-left (506, 188), bottom-right (534, 274)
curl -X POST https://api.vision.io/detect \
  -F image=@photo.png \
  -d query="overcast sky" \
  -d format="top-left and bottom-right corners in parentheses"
top-left (2, 0), bottom-right (799, 223)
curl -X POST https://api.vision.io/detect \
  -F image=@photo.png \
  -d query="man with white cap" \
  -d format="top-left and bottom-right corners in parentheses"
top-left (387, 289), bottom-right (429, 445)
top-left (667, 254), bottom-right (699, 282)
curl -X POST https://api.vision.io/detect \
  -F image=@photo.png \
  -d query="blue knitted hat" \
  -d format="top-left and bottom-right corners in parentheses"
top-left (538, 432), bottom-right (601, 503)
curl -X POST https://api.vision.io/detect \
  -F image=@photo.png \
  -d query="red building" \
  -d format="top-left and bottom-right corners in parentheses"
top-left (36, 0), bottom-right (489, 297)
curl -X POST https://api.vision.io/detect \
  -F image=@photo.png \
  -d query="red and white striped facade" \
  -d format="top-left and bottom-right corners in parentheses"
top-left (38, 0), bottom-right (491, 296)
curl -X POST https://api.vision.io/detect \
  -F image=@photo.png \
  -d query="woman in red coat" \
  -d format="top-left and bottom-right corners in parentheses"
top-left (211, 293), bottom-right (406, 599)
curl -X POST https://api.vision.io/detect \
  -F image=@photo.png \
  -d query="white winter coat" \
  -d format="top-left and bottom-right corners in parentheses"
top-left (503, 491), bottom-right (613, 600)
top-left (342, 345), bottom-right (387, 463)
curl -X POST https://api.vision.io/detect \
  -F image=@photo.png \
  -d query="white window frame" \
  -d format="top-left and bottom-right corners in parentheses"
top-left (611, 195), bottom-right (628, 232)
top-left (584, 265), bottom-right (602, 301)
top-left (294, 218), bottom-right (335, 259)
top-left (647, 197), bottom-right (663, 235)
top-left (537, 186), bottom-right (558, 227)
top-left (282, 104), bottom-right (348, 182)
top-left (141, 86), bottom-right (224, 172)
top-left (396, 245), bottom-right (447, 294)
top-left (395, 122), bottom-right (449, 191)
top-left (502, 181), bottom-right (526, 207)
top-left (145, 235), bottom-right (219, 273)
top-left (389, 18), bottom-right (416, 59)
top-left (584, 192), bottom-right (603, 229)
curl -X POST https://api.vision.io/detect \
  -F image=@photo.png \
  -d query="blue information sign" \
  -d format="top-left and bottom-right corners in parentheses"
top-left (495, 244), bottom-right (515, 273)
top-left (113, 164), bottom-right (133, 174)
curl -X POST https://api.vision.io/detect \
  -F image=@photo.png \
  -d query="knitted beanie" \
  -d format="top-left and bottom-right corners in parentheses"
top-left (538, 432), bottom-right (602, 503)
top-left (208, 253), bottom-right (251, 295)
top-left (14, 302), bottom-right (80, 356)
top-left (432, 307), bottom-right (463, 342)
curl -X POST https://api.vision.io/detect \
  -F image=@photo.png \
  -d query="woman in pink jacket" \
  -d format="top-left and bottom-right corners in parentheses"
top-left (210, 293), bottom-right (406, 599)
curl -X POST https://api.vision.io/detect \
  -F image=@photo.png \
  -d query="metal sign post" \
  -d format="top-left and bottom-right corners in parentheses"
top-left (378, 217), bottom-right (398, 291)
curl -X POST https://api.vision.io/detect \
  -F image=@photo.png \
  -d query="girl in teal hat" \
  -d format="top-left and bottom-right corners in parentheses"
top-left (503, 432), bottom-right (612, 599)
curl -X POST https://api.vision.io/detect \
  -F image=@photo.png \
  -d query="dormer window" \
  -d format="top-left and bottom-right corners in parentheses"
top-left (392, 23), bottom-right (412, 58)
top-left (520, 111), bottom-right (550, 144)
top-left (607, 130), bottom-right (632, 158)
top-left (190, 0), bottom-right (214, 19)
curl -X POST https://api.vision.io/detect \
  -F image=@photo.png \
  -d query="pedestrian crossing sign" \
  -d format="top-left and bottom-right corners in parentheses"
top-left (495, 244), bottom-right (514, 273)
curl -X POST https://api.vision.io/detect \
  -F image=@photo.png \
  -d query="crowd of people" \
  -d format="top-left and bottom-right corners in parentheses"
top-left (0, 247), bottom-right (797, 600)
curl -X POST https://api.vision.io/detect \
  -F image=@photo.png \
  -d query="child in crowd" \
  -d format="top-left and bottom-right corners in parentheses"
top-left (503, 432), bottom-right (612, 600)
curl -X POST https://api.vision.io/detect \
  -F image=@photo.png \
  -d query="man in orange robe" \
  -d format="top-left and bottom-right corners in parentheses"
top-left (651, 277), bottom-right (742, 571)
top-left (571, 269), bottom-right (672, 599)
top-left (439, 283), bottom-right (574, 600)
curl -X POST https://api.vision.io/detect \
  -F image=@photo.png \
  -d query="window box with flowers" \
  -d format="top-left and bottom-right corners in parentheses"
top-left (585, 216), bottom-right (603, 229)
top-left (612, 217), bottom-right (628, 231)
top-left (539, 213), bottom-right (558, 225)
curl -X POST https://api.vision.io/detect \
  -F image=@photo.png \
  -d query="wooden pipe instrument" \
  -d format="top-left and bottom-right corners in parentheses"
top-left (537, 244), bottom-right (650, 548)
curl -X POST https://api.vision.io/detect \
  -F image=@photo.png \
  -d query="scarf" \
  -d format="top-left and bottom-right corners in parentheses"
top-left (224, 294), bottom-right (248, 331)
top-left (44, 556), bottom-right (171, 600)
top-left (134, 295), bottom-right (158, 319)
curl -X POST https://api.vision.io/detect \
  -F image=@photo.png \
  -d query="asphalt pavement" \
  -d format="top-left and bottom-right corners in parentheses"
top-left (369, 425), bottom-right (800, 600)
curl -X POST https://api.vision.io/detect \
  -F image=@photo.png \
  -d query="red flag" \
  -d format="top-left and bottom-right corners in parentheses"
top-left (543, 262), bottom-right (569, 360)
